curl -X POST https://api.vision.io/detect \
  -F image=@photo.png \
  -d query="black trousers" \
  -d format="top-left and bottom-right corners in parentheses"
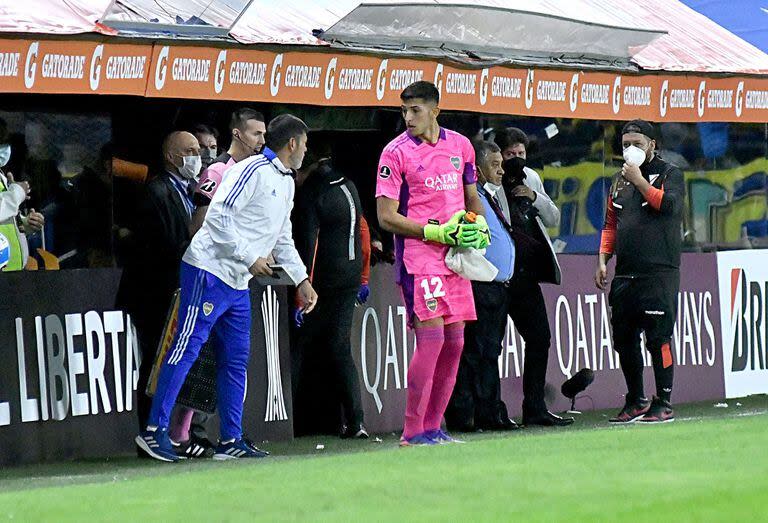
top-left (609, 273), bottom-right (679, 402)
top-left (446, 278), bottom-right (551, 429)
top-left (291, 286), bottom-right (364, 433)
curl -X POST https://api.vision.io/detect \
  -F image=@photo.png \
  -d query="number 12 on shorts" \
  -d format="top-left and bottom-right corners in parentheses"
top-left (420, 276), bottom-right (445, 300)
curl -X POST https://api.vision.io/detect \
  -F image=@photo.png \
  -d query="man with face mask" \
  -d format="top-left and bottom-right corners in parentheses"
top-left (137, 114), bottom-right (317, 462)
top-left (119, 130), bottom-right (202, 434)
top-left (0, 117), bottom-right (45, 271)
top-left (446, 140), bottom-right (572, 432)
top-left (595, 120), bottom-right (684, 424)
top-left (190, 108), bottom-right (266, 235)
top-left (168, 109), bottom-right (266, 457)
top-left (191, 124), bottom-right (218, 170)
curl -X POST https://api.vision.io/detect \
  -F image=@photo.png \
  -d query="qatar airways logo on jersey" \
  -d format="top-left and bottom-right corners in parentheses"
top-left (424, 172), bottom-right (458, 192)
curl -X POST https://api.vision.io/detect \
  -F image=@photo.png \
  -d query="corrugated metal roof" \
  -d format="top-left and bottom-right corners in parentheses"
top-left (0, 0), bottom-right (766, 74)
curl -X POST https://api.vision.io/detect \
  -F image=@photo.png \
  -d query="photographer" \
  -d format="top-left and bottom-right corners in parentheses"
top-left (447, 136), bottom-right (570, 431)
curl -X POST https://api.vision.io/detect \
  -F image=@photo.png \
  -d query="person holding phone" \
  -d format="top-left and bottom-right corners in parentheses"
top-left (136, 114), bottom-right (318, 462)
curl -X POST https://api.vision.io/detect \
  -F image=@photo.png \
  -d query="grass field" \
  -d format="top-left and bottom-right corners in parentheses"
top-left (1, 396), bottom-right (766, 522)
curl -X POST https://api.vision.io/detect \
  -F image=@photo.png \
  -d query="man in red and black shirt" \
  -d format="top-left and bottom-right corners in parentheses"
top-left (595, 120), bottom-right (684, 424)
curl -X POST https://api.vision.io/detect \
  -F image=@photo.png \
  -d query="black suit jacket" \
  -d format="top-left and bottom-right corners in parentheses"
top-left (119, 172), bottom-right (191, 321)
top-left (482, 185), bottom-right (560, 285)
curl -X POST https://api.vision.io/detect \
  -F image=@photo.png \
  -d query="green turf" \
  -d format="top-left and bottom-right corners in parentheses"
top-left (1, 396), bottom-right (766, 522)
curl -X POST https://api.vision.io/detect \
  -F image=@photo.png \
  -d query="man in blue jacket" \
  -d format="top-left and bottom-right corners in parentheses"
top-left (446, 140), bottom-right (572, 431)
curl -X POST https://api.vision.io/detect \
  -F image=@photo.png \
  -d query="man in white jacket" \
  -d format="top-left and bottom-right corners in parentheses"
top-left (136, 114), bottom-right (318, 462)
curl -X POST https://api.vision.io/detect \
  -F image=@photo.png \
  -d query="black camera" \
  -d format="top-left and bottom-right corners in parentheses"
top-left (502, 157), bottom-right (536, 218)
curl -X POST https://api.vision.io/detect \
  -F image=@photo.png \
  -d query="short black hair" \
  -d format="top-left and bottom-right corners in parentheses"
top-left (190, 123), bottom-right (217, 138)
top-left (472, 140), bottom-right (500, 167)
top-left (230, 107), bottom-right (265, 132)
top-left (400, 81), bottom-right (440, 104)
top-left (494, 127), bottom-right (529, 151)
top-left (265, 114), bottom-right (308, 152)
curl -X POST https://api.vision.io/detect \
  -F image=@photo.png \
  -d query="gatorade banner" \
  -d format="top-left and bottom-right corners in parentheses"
top-left (1, 37), bottom-right (768, 122)
top-left (0, 39), bottom-right (150, 95)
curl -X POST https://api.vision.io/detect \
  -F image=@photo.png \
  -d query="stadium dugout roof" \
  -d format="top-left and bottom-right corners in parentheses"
top-left (1, 0), bottom-right (768, 123)
top-left (2, 0), bottom-right (767, 74)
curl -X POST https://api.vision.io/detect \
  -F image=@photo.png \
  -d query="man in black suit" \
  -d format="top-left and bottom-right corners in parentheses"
top-left (119, 131), bottom-right (201, 430)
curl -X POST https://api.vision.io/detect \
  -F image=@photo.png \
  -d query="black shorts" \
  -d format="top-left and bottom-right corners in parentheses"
top-left (609, 272), bottom-right (679, 344)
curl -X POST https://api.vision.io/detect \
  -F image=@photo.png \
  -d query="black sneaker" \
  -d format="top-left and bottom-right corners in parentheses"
top-left (340, 423), bottom-right (370, 439)
top-left (638, 397), bottom-right (675, 423)
top-left (609, 396), bottom-right (651, 423)
top-left (172, 433), bottom-right (215, 459)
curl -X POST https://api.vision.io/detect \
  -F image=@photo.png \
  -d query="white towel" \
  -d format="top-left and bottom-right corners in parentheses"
top-left (445, 247), bottom-right (498, 282)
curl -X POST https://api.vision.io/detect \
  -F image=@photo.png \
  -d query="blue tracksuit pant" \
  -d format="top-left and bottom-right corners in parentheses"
top-left (148, 261), bottom-right (251, 441)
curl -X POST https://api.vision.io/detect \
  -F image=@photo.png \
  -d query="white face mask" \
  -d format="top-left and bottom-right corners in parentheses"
top-left (0, 144), bottom-right (10, 168)
top-left (178, 155), bottom-right (202, 179)
top-left (623, 145), bottom-right (647, 167)
top-left (484, 181), bottom-right (502, 195)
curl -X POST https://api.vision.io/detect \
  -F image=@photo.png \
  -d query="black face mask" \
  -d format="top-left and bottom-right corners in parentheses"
top-left (502, 157), bottom-right (527, 190)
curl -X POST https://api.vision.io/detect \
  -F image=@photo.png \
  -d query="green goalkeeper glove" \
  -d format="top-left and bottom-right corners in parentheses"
top-left (458, 214), bottom-right (490, 249)
top-left (423, 210), bottom-right (467, 246)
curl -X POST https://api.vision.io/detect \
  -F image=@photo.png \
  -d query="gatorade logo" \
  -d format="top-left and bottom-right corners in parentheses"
top-left (324, 57), bottom-right (337, 100)
top-left (697, 80), bottom-right (706, 118)
top-left (270, 53), bottom-right (283, 97)
top-left (524, 69), bottom-right (534, 110)
top-left (154, 46), bottom-right (169, 91)
top-left (89, 44), bottom-right (104, 91)
top-left (660, 80), bottom-right (669, 117)
top-left (434, 63), bottom-right (444, 97)
top-left (569, 73), bottom-right (579, 112)
top-left (214, 50), bottom-right (227, 94)
top-left (24, 41), bottom-right (39, 89)
top-left (612, 76), bottom-right (622, 114)
top-left (735, 81), bottom-right (744, 117)
top-left (479, 68), bottom-right (489, 106)
top-left (376, 59), bottom-right (388, 101)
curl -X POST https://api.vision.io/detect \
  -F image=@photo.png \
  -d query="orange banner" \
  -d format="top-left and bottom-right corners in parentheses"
top-left (2, 38), bottom-right (768, 123)
top-left (0, 39), bottom-right (149, 95)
